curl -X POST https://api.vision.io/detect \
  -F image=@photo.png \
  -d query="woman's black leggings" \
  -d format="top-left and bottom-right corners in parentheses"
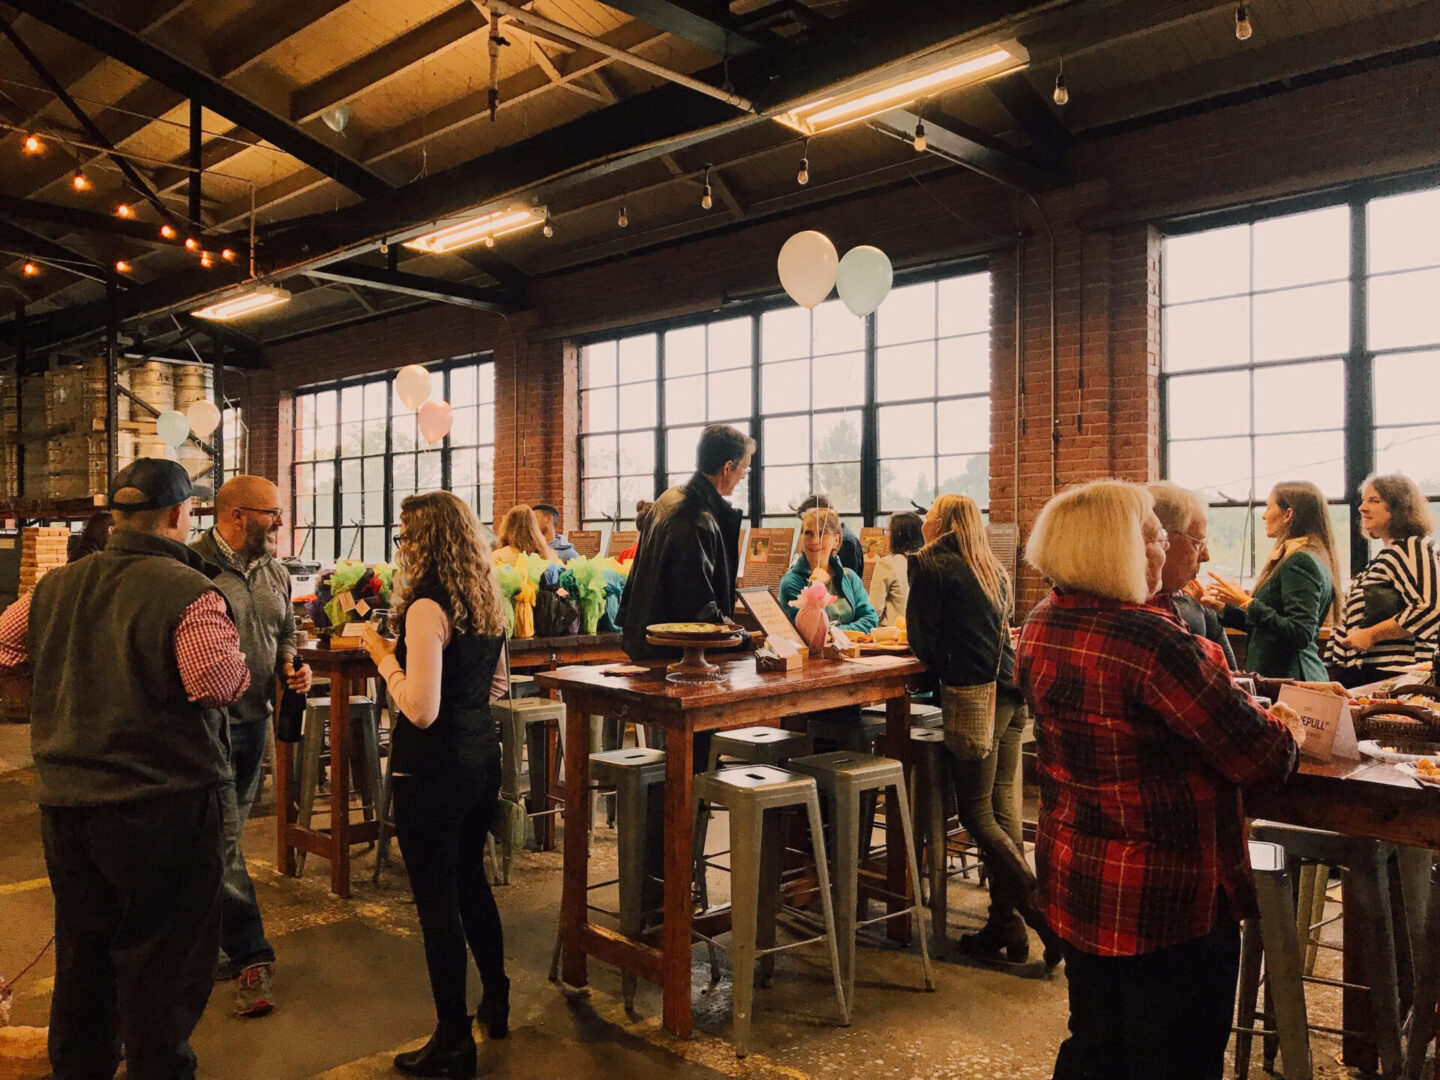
top-left (393, 753), bottom-right (506, 1032)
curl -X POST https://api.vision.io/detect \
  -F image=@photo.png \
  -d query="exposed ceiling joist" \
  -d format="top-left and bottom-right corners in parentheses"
top-left (0, 220), bottom-right (105, 281)
top-left (0, 195), bottom-right (206, 252)
top-left (986, 73), bottom-right (1073, 167)
top-left (588, 0), bottom-right (770, 56)
top-left (304, 264), bottom-right (518, 312)
top-left (872, 108), bottom-right (1061, 192)
top-left (8, 0), bottom-right (394, 198)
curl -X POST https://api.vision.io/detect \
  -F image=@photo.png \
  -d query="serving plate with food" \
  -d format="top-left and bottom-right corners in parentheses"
top-left (847, 624), bottom-right (911, 653)
top-left (1396, 758), bottom-right (1440, 786)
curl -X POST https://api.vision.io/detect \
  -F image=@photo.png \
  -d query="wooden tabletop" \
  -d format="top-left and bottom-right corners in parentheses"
top-left (509, 631), bottom-right (623, 652)
top-left (1251, 753), bottom-right (1440, 850)
top-left (535, 653), bottom-right (925, 722)
top-left (296, 641), bottom-right (378, 671)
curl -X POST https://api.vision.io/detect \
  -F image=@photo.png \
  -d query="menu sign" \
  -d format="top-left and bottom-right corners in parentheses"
top-left (740, 527), bottom-right (795, 590)
top-left (1277, 684), bottom-right (1360, 761)
top-left (737, 586), bottom-right (807, 651)
top-left (569, 530), bottom-right (603, 558)
top-left (606, 530), bottom-right (639, 558)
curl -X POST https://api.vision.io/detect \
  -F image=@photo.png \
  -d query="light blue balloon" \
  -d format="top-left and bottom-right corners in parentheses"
top-left (156, 409), bottom-right (190, 448)
top-left (836, 245), bottom-right (894, 317)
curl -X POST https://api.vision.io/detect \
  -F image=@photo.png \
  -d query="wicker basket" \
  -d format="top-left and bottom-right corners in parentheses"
top-left (1352, 699), bottom-right (1440, 746)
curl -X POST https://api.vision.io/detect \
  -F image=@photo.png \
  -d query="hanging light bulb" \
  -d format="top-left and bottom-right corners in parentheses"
top-left (184, 237), bottom-right (200, 252)
top-left (797, 144), bottom-right (810, 186)
top-left (220, 248), bottom-right (236, 263)
top-left (1053, 62), bottom-right (1069, 106)
top-left (482, 235), bottom-right (496, 248)
top-left (71, 168), bottom-right (91, 192)
top-left (115, 202), bottom-right (134, 219)
top-left (618, 204), bottom-right (629, 229)
top-left (114, 260), bottom-right (132, 274)
top-left (701, 166), bottom-right (714, 210)
top-left (22, 261), bottom-right (39, 277)
top-left (1234, 3), bottom-right (1253, 40)
top-left (542, 209), bottom-right (553, 238)
top-left (912, 118), bottom-right (927, 153)
top-left (22, 132), bottom-right (42, 155)
top-left (199, 251), bottom-right (214, 268)
top-left (378, 239), bottom-right (389, 254)
top-left (160, 224), bottom-right (177, 240)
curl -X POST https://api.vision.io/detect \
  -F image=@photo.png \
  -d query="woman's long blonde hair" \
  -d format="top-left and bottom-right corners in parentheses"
top-left (922, 493), bottom-right (1012, 619)
top-left (497, 503), bottom-right (550, 556)
top-left (392, 491), bottom-right (507, 636)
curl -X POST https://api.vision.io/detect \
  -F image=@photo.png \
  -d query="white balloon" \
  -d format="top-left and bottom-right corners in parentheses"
top-left (777, 231), bottom-right (839, 309)
top-left (418, 399), bottom-right (453, 445)
top-left (395, 364), bottom-right (432, 411)
top-left (836, 245), bottom-right (894, 317)
top-left (156, 409), bottom-right (190, 448)
top-left (187, 399), bottom-right (222, 438)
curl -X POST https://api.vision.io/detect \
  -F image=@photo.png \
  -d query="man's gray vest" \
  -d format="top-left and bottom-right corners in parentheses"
top-left (27, 530), bottom-right (233, 807)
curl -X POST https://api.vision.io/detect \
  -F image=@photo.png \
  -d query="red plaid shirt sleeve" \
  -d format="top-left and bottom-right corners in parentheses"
top-left (0, 591), bottom-right (32, 668)
top-left (174, 590), bottom-right (251, 706)
top-left (1017, 589), bottom-right (1298, 957)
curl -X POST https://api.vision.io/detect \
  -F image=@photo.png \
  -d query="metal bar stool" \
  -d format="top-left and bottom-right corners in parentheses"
top-left (1248, 821), bottom-right (1405, 1079)
top-left (1234, 839), bottom-right (1313, 1080)
top-left (906, 727), bottom-right (952, 950)
top-left (691, 764), bottom-right (849, 1058)
top-left (786, 750), bottom-right (934, 1011)
top-left (494, 697), bottom-right (566, 878)
top-left (694, 727), bottom-right (815, 884)
top-left (294, 694), bottom-right (381, 876)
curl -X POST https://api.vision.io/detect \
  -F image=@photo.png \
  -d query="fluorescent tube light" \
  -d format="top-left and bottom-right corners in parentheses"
top-left (775, 43), bottom-right (1028, 136)
top-left (191, 286), bottom-right (291, 320)
top-left (404, 208), bottom-right (546, 254)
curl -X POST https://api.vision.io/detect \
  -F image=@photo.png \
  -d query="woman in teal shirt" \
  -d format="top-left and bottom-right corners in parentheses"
top-left (1205, 481), bottom-right (1340, 680)
top-left (779, 506), bottom-right (878, 635)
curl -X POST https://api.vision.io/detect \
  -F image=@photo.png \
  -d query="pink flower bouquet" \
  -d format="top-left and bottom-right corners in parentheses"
top-left (790, 580), bottom-right (835, 657)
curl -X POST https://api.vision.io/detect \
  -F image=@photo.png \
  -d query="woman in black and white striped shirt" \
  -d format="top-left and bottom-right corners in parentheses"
top-left (1328, 473), bottom-right (1440, 687)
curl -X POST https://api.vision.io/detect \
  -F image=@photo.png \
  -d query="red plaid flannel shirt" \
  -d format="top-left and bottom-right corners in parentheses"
top-left (1015, 589), bottom-right (1298, 956)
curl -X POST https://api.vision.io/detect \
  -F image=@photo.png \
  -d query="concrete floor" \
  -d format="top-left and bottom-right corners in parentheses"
top-left (0, 722), bottom-right (1374, 1079)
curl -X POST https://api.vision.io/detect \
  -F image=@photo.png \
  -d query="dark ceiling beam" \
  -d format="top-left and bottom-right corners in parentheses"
top-left (0, 222), bottom-right (105, 290)
top-left (452, 249), bottom-right (530, 297)
top-left (588, 0), bottom-right (770, 56)
top-left (872, 108), bottom-right (1061, 192)
top-left (986, 73), bottom-right (1073, 168)
top-left (0, 195), bottom-right (228, 254)
top-left (303, 264), bottom-right (519, 312)
top-left (0, 20), bottom-right (174, 223)
top-left (1067, 2), bottom-right (1440, 133)
top-left (7, 0), bottom-right (393, 198)
top-left (291, 3), bottom-right (485, 123)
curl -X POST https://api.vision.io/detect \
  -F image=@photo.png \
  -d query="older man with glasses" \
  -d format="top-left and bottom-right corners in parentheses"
top-left (1146, 480), bottom-right (1237, 670)
top-left (192, 475), bottom-right (312, 1017)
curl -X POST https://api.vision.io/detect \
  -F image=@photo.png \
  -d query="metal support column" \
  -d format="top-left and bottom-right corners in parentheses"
top-left (188, 99), bottom-right (202, 230)
top-left (211, 325), bottom-right (224, 485)
top-left (1345, 200), bottom-right (1374, 577)
top-left (105, 276), bottom-right (119, 488)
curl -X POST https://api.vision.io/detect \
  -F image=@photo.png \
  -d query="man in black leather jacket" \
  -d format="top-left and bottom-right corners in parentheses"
top-left (617, 424), bottom-right (753, 661)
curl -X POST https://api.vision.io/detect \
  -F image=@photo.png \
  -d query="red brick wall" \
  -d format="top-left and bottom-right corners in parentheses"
top-left (232, 56), bottom-right (1440, 606)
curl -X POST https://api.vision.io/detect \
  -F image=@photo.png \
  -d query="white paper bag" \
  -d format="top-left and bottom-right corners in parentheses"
top-left (1277, 684), bottom-right (1360, 762)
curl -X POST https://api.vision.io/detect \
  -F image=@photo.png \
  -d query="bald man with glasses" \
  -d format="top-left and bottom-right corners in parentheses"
top-left (192, 476), bottom-right (312, 1017)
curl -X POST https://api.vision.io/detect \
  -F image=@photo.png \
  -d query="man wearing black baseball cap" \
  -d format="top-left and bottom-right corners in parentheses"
top-left (0, 457), bottom-right (251, 1080)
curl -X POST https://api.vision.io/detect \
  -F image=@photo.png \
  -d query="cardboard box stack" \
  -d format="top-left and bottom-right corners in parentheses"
top-left (19, 526), bottom-right (69, 590)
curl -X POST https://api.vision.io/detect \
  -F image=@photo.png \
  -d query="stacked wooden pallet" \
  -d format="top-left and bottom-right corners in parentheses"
top-left (19, 526), bottom-right (69, 590)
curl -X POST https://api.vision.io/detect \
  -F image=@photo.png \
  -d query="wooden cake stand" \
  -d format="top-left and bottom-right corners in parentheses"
top-left (645, 630), bottom-right (746, 684)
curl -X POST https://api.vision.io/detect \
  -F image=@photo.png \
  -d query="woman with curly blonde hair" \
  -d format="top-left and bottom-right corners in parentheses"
top-left (363, 491), bottom-right (510, 1078)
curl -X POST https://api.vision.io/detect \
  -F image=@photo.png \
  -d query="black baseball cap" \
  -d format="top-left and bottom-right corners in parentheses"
top-left (108, 458), bottom-right (193, 511)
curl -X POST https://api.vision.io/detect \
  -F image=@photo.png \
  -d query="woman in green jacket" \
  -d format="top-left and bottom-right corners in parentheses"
top-left (1204, 481), bottom-right (1340, 680)
top-left (779, 505), bottom-right (878, 635)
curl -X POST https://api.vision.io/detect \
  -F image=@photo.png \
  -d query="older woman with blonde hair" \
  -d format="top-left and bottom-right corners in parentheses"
top-left (1017, 478), bottom-right (1302, 1080)
top-left (906, 493), bottom-right (1061, 966)
top-left (362, 491), bottom-right (512, 1078)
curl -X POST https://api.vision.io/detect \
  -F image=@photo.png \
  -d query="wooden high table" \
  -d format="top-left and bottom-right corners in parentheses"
top-left (535, 652), bottom-right (928, 1038)
top-left (272, 643), bottom-right (378, 898)
top-left (508, 631), bottom-right (627, 672)
top-left (1250, 755), bottom-right (1440, 1076)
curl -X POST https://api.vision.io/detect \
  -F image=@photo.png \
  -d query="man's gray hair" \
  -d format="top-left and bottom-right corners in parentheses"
top-left (1146, 481), bottom-right (1205, 535)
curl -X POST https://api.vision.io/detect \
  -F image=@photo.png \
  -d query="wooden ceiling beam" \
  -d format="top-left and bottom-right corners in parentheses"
top-left (871, 107), bottom-right (1060, 192)
top-left (585, 0), bottom-right (771, 56)
top-left (985, 72), bottom-right (1073, 168)
top-left (9, 0), bottom-right (393, 198)
top-left (0, 195), bottom-right (200, 251)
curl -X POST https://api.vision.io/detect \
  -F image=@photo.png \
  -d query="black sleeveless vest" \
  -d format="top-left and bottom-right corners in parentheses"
top-left (390, 590), bottom-right (505, 776)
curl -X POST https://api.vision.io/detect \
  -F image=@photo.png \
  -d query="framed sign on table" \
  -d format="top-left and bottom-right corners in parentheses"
top-left (569, 530), bottom-right (603, 558)
top-left (737, 586), bottom-right (807, 651)
top-left (739, 527), bottom-right (794, 590)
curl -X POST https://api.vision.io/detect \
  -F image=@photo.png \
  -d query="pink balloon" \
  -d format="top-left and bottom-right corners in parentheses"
top-left (418, 399), bottom-right (453, 445)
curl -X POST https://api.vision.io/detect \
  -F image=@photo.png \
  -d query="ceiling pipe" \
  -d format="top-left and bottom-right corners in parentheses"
top-left (477, 0), bottom-right (756, 114)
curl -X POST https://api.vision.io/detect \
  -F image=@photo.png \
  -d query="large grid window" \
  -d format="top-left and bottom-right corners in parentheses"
top-left (1162, 180), bottom-right (1440, 582)
top-left (291, 357), bottom-right (495, 564)
top-left (579, 267), bottom-right (991, 530)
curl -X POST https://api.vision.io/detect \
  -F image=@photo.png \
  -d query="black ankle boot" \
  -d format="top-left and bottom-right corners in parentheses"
top-left (394, 1028), bottom-right (476, 1079)
top-left (958, 916), bottom-right (1029, 964)
top-left (477, 976), bottom-right (509, 1039)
